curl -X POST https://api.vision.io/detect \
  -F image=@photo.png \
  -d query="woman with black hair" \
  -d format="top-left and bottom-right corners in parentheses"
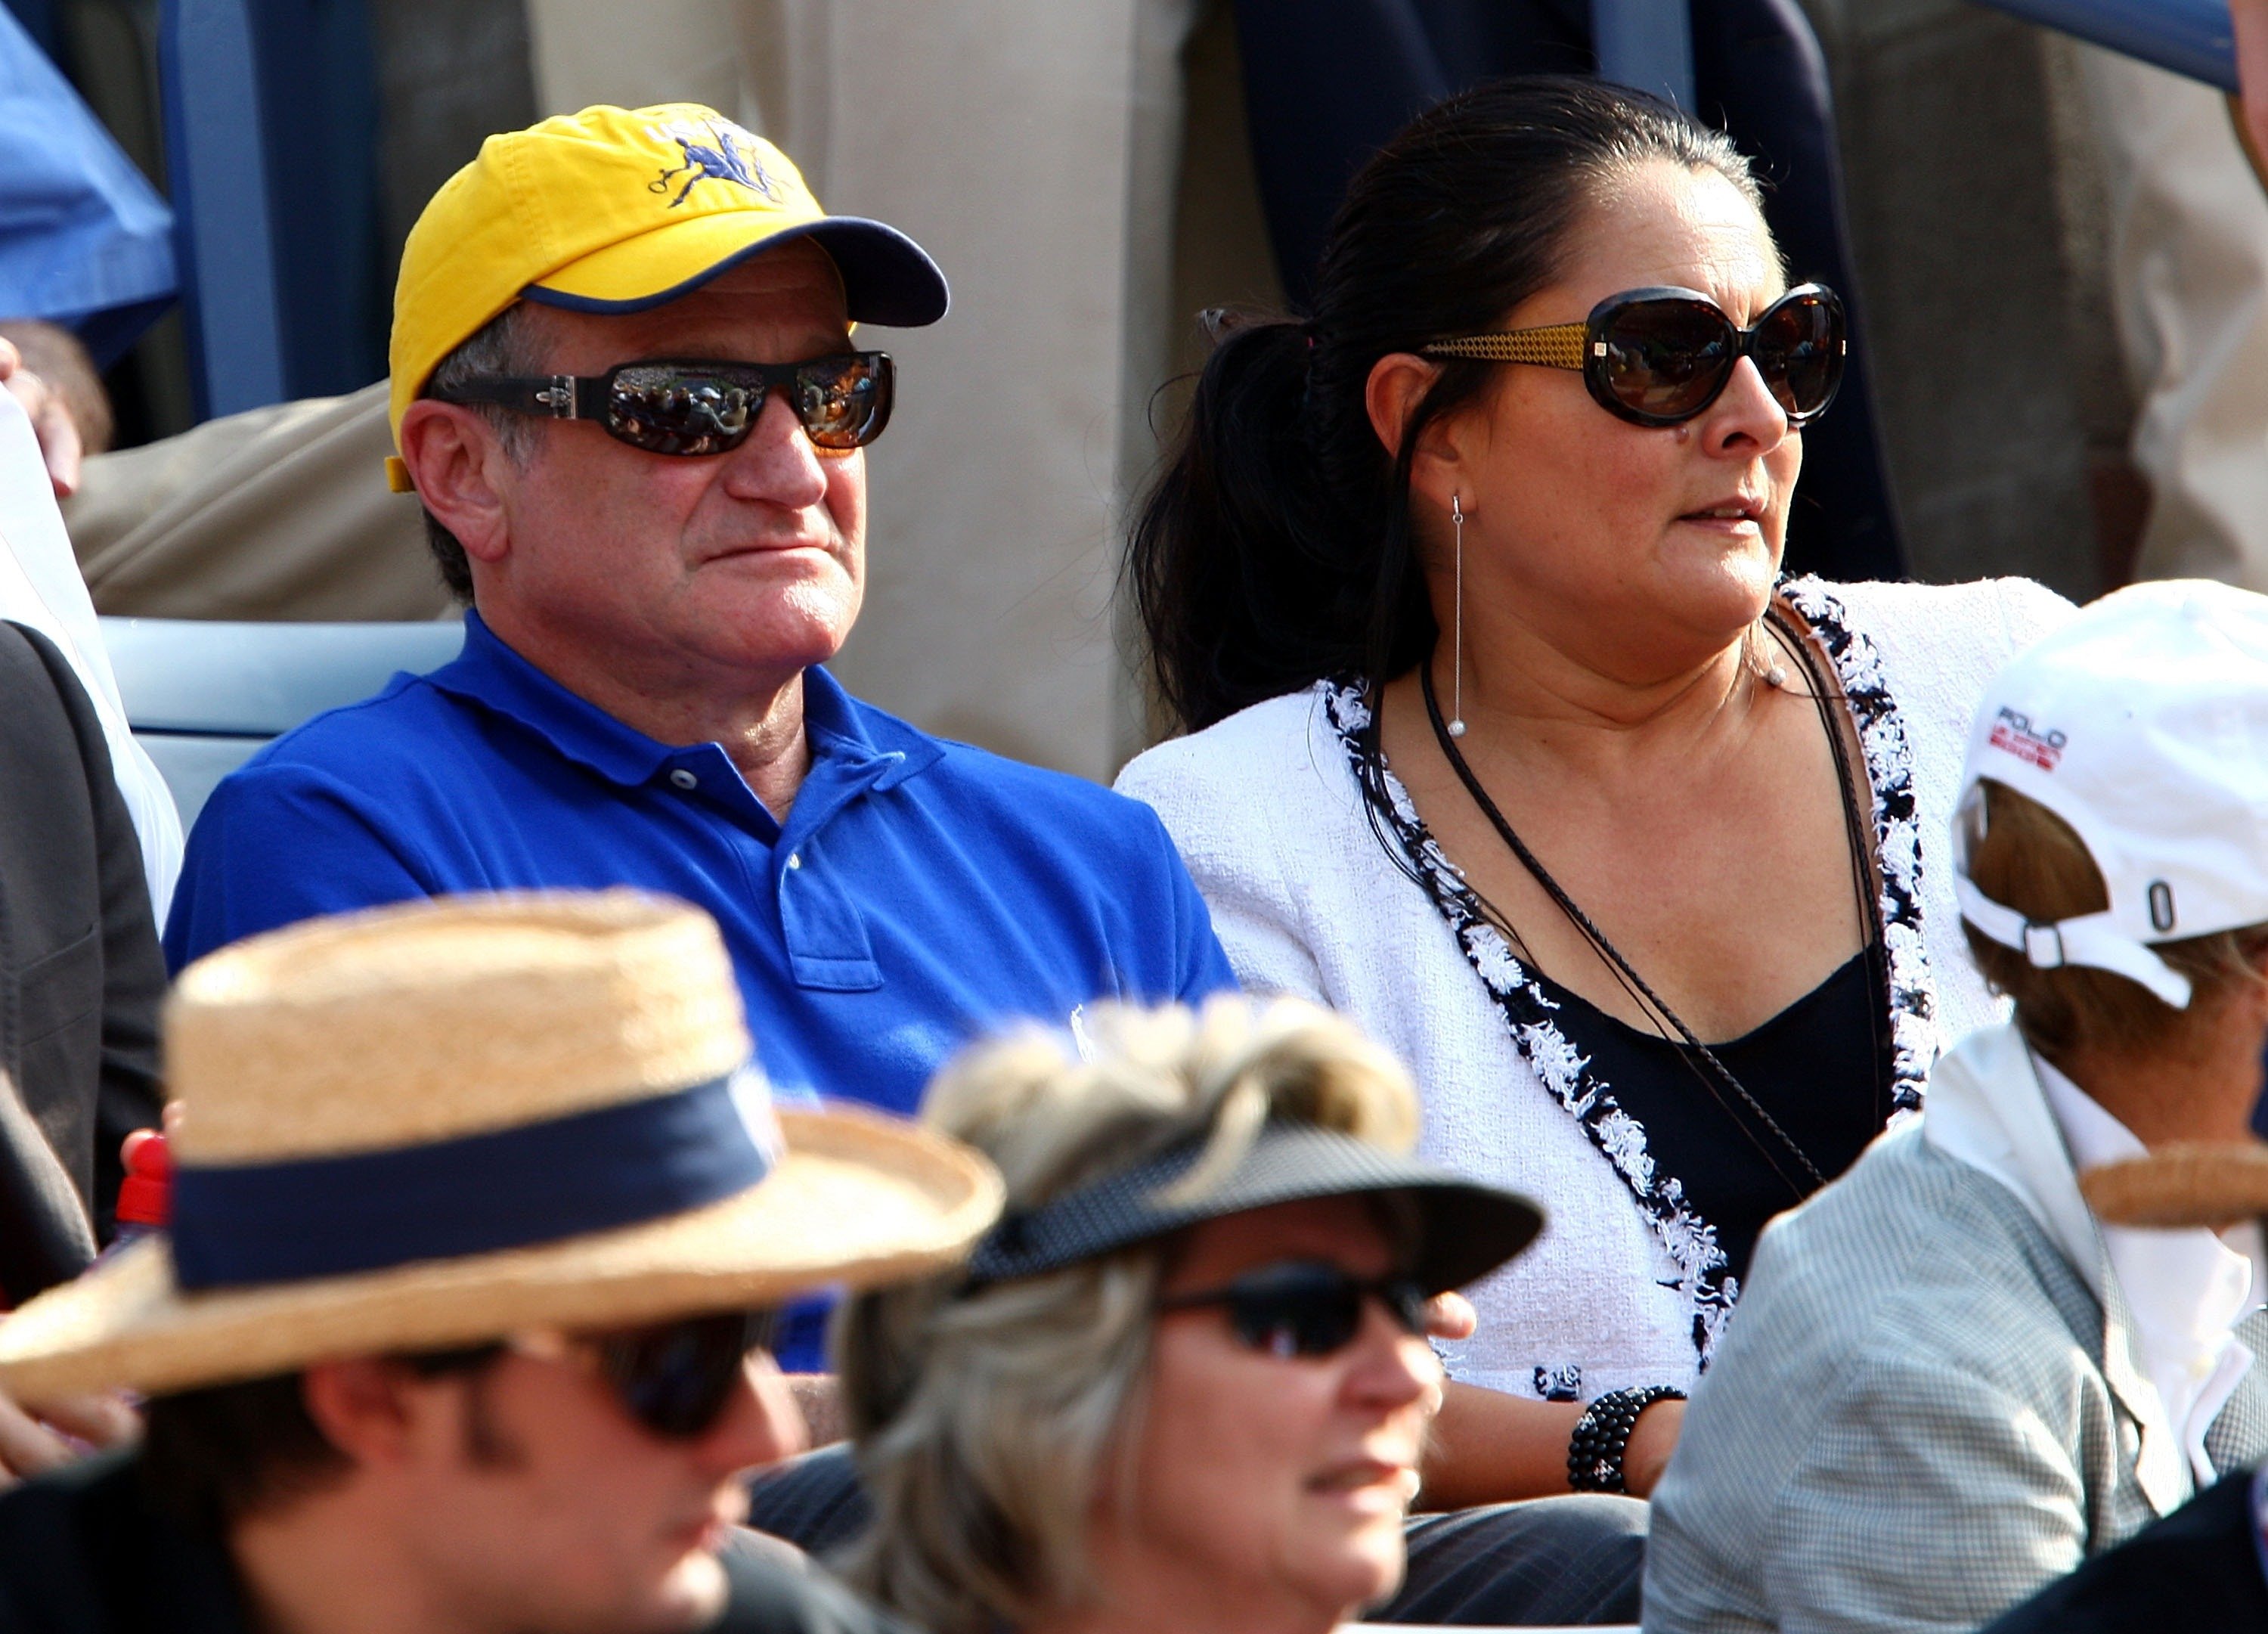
top-left (1115, 76), bottom-right (2071, 1505)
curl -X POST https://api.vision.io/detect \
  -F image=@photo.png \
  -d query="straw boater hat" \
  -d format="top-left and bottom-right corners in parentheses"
top-left (0, 891), bottom-right (1002, 1408)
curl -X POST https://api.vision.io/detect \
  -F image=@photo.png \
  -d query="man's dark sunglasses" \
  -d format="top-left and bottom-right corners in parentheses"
top-left (433, 353), bottom-right (895, 456)
top-left (1158, 1260), bottom-right (1430, 1360)
top-left (591, 1308), bottom-right (776, 1440)
top-left (1425, 283), bottom-right (1846, 429)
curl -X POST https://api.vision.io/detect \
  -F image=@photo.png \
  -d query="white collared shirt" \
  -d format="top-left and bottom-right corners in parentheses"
top-left (2034, 1054), bottom-right (2258, 1486)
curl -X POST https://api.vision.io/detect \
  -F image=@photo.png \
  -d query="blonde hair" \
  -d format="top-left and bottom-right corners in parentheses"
top-left (835, 995), bottom-right (1418, 1634)
top-left (1961, 779), bottom-right (2268, 1056)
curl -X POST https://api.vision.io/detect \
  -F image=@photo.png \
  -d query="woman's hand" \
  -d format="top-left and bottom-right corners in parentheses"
top-left (1422, 1291), bottom-right (1476, 1341)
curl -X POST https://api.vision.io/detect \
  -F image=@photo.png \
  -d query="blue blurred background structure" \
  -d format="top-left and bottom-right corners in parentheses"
top-left (1969, 0), bottom-right (2238, 92)
top-left (156, 0), bottom-right (386, 414)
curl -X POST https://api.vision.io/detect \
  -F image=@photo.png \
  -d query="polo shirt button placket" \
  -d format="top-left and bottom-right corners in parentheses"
top-left (668, 768), bottom-right (699, 792)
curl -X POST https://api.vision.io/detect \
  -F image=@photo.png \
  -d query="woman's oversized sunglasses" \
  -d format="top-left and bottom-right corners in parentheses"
top-left (433, 352), bottom-right (895, 456)
top-left (1158, 1260), bottom-right (1430, 1360)
top-left (1424, 284), bottom-right (1846, 429)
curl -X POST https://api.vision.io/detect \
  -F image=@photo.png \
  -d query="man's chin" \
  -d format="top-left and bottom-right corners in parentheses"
top-left (700, 585), bottom-right (857, 666)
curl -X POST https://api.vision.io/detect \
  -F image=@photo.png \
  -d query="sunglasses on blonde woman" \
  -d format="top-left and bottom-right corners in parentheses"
top-left (1159, 1260), bottom-right (1430, 1360)
top-left (1424, 284), bottom-right (1845, 429)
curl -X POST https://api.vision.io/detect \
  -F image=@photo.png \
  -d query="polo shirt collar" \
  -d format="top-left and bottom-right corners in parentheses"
top-left (427, 611), bottom-right (941, 795)
top-left (799, 659), bottom-right (942, 793)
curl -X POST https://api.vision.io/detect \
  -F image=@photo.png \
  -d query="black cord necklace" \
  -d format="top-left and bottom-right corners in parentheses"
top-left (1418, 605), bottom-right (1885, 1203)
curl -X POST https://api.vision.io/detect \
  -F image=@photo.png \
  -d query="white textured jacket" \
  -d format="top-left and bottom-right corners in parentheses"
top-left (1115, 577), bottom-right (2073, 1401)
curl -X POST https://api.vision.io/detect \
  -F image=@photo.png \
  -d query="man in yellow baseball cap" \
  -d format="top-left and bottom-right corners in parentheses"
top-left (383, 103), bottom-right (947, 485)
top-left (162, 104), bottom-right (1238, 1374)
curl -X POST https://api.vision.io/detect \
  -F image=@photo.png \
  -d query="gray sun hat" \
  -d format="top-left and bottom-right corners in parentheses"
top-left (963, 1118), bottom-right (1542, 1294)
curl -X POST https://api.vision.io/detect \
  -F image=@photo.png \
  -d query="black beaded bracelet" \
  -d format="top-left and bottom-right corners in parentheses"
top-left (1567, 1384), bottom-right (1686, 1493)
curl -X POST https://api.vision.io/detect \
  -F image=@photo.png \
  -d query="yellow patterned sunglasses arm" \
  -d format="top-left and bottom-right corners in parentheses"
top-left (1421, 324), bottom-right (1590, 369)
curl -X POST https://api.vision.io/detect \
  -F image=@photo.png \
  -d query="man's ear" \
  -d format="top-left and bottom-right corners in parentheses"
top-left (398, 402), bottom-right (518, 569)
top-left (300, 1358), bottom-right (424, 1471)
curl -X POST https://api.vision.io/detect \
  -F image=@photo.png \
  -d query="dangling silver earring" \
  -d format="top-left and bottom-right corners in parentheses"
top-left (1448, 494), bottom-right (1467, 738)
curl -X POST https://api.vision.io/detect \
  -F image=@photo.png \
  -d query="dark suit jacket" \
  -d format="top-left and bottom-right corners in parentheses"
top-left (0, 621), bottom-right (164, 1307)
top-left (1982, 1469), bottom-right (2268, 1634)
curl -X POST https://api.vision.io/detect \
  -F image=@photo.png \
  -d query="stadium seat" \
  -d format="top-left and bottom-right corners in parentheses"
top-left (99, 616), bottom-right (463, 825)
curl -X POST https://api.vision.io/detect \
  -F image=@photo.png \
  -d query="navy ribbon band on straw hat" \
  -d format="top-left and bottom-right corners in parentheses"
top-left (169, 1071), bottom-right (773, 1291)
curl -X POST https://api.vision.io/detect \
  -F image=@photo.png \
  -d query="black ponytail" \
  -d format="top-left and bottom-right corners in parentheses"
top-left (1128, 76), bottom-right (1764, 733)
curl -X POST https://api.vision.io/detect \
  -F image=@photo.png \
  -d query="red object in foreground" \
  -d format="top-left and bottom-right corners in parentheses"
top-left (115, 1129), bottom-right (171, 1229)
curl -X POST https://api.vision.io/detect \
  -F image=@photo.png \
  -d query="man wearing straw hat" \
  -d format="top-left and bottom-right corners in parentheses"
top-left (160, 105), bottom-right (1237, 1370)
top-left (1645, 579), bottom-right (2268, 1634)
top-left (0, 888), bottom-right (1001, 1632)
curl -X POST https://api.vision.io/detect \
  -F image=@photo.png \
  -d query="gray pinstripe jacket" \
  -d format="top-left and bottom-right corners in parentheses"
top-left (1643, 1028), bottom-right (2268, 1634)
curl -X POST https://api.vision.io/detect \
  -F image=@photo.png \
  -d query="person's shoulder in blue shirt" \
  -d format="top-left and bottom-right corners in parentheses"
top-left (167, 613), bottom-right (1236, 1123)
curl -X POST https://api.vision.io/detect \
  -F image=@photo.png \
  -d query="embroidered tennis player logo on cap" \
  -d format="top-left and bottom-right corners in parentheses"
top-left (648, 119), bottom-right (779, 207)
top-left (1988, 706), bottom-right (2066, 772)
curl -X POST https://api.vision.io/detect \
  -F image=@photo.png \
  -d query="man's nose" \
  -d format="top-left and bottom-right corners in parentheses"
top-left (717, 389), bottom-right (832, 510)
top-left (697, 1350), bottom-right (809, 1475)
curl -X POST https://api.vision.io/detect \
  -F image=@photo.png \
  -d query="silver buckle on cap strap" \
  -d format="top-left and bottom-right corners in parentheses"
top-left (1952, 872), bottom-right (2195, 1009)
top-left (2022, 921), bottom-right (2066, 969)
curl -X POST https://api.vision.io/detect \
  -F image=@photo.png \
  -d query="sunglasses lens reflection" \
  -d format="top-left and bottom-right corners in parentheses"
top-left (1230, 1283), bottom-right (1363, 1358)
top-left (609, 366), bottom-right (763, 455)
top-left (606, 356), bottom-right (891, 455)
top-left (795, 355), bottom-right (889, 449)
top-left (1753, 293), bottom-right (1844, 421)
top-left (1600, 299), bottom-right (1735, 420)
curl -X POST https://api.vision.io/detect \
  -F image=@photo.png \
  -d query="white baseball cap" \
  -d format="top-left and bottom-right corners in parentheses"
top-left (1953, 578), bottom-right (2268, 1010)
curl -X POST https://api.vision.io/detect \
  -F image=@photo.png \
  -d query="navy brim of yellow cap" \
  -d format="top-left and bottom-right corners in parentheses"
top-left (523, 215), bottom-right (948, 327)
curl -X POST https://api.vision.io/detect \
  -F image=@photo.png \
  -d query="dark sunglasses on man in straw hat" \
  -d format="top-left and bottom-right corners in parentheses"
top-left (510, 1308), bottom-right (777, 1440)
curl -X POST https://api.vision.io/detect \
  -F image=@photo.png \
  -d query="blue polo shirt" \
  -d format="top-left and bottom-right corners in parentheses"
top-left (169, 610), bottom-right (1236, 1099)
top-left (166, 614), bottom-right (1237, 1360)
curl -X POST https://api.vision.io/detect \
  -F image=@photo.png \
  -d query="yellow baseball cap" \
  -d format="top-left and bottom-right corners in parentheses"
top-left (386, 103), bottom-right (947, 487)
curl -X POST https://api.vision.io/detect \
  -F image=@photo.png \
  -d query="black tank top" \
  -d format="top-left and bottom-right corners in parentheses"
top-left (1526, 948), bottom-right (1892, 1284)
